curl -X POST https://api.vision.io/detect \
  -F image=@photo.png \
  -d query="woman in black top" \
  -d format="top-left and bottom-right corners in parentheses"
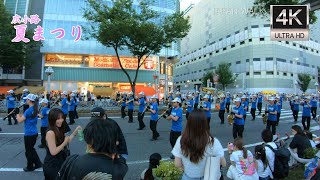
top-left (289, 125), bottom-right (312, 158)
top-left (43, 108), bottom-right (81, 180)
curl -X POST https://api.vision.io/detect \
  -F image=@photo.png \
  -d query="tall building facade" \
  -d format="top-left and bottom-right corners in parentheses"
top-left (3, 0), bottom-right (179, 97)
top-left (174, 0), bottom-right (320, 94)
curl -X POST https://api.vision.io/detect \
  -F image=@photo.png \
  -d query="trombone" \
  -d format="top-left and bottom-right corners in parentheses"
top-left (3, 103), bottom-right (25, 121)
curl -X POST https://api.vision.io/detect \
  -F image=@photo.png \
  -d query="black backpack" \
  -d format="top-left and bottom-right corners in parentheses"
top-left (265, 144), bottom-right (291, 178)
top-left (56, 154), bottom-right (79, 180)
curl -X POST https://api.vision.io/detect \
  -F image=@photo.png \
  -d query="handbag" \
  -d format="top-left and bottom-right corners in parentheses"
top-left (204, 151), bottom-right (221, 180)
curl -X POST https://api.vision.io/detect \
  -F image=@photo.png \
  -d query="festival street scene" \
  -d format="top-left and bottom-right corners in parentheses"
top-left (0, 0), bottom-right (320, 180)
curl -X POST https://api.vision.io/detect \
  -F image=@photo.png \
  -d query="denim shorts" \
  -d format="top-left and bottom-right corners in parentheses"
top-left (259, 176), bottom-right (270, 180)
top-left (182, 173), bottom-right (204, 180)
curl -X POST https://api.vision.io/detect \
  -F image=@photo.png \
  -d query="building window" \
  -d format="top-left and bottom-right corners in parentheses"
top-left (253, 58), bottom-right (260, 61)
top-left (286, 41), bottom-right (289, 44)
top-left (223, 47), bottom-right (227, 51)
top-left (199, 56), bottom-right (201, 59)
top-left (249, 39), bottom-right (252, 42)
top-left (246, 72), bottom-right (249, 75)
top-left (312, 65), bottom-right (315, 68)
top-left (209, 53), bottom-right (212, 55)
top-left (231, 44), bottom-right (235, 48)
top-left (277, 72), bottom-right (279, 75)
top-left (3, 66), bottom-right (23, 74)
top-left (254, 72), bottom-right (261, 75)
top-left (204, 55), bottom-right (207, 57)
top-left (290, 61), bottom-right (293, 64)
top-left (276, 58), bottom-right (286, 62)
top-left (291, 73), bottom-right (293, 77)
top-left (293, 43), bottom-right (296, 46)
top-left (228, 63), bottom-right (231, 66)
top-left (266, 71), bottom-right (274, 75)
top-left (284, 72), bottom-right (287, 76)
top-left (199, 70), bottom-right (202, 72)
top-left (266, 57), bottom-right (273, 61)
top-left (260, 38), bottom-right (265, 41)
top-left (236, 61), bottom-right (241, 64)
top-left (216, 50), bottom-right (219, 53)
top-left (240, 41), bottom-right (245, 45)
top-left (246, 59), bottom-right (249, 62)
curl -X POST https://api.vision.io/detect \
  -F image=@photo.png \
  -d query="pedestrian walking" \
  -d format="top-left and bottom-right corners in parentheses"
top-left (38, 99), bottom-right (50, 148)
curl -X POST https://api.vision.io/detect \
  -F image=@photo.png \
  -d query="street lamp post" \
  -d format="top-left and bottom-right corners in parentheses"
top-left (45, 67), bottom-right (54, 100)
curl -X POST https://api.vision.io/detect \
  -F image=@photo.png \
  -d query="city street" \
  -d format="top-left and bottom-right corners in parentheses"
top-left (0, 103), bottom-right (319, 180)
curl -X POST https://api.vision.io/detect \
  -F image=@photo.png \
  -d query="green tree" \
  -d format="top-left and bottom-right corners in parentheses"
top-left (298, 73), bottom-right (311, 93)
top-left (215, 62), bottom-right (235, 90)
top-left (202, 71), bottom-right (213, 87)
top-left (251, 0), bottom-right (317, 24)
top-left (83, 0), bottom-right (191, 93)
top-left (0, 1), bottom-right (39, 70)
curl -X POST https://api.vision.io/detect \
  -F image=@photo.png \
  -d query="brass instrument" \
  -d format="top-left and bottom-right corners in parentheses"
top-left (182, 100), bottom-right (187, 113)
top-left (3, 103), bottom-right (25, 121)
top-left (262, 104), bottom-right (268, 124)
top-left (227, 105), bottom-right (234, 125)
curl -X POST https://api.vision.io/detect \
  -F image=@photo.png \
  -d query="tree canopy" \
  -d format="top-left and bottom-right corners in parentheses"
top-left (298, 73), bottom-right (311, 93)
top-left (215, 62), bottom-right (235, 90)
top-left (83, 0), bottom-right (191, 93)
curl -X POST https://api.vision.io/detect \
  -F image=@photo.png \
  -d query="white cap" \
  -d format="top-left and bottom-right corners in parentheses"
top-left (295, 96), bottom-right (299, 100)
top-left (151, 95), bottom-right (158, 99)
top-left (176, 92), bottom-right (181, 95)
top-left (241, 95), bottom-right (246, 99)
top-left (61, 91), bottom-right (68, 95)
top-left (195, 91), bottom-right (199, 93)
top-left (187, 94), bottom-right (193, 97)
top-left (128, 91), bottom-right (133, 95)
top-left (305, 96), bottom-right (311, 99)
top-left (72, 90), bottom-right (77, 93)
top-left (275, 96), bottom-right (280, 99)
top-left (207, 91), bottom-right (211, 94)
top-left (23, 94), bottom-right (37, 101)
top-left (226, 92), bottom-right (230, 94)
top-left (139, 92), bottom-right (145, 96)
top-left (219, 94), bottom-right (225, 98)
top-left (23, 88), bottom-right (28, 92)
top-left (172, 97), bottom-right (181, 103)
top-left (269, 97), bottom-right (275, 101)
top-left (234, 98), bottom-right (241, 102)
top-left (40, 99), bottom-right (49, 104)
top-left (7, 90), bottom-right (14, 94)
top-left (71, 93), bottom-right (76, 97)
top-left (203, 95), bottom-right (210, 99)
top-left (169, 91), bottom-right (173, 94)
top-left (253, 94), bottom-right (257, 97)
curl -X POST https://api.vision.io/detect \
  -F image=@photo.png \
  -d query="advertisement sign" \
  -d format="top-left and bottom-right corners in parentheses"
top-left (89, 56), bottom-right (156, 70)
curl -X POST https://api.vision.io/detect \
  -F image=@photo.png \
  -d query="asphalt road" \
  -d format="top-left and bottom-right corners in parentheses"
top-left (0, 102), bottom-right (319, 180)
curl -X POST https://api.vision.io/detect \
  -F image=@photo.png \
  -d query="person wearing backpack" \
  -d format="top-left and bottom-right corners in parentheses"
top-left (261, 129), bottom-right (277, 179)
top-left (227, 137), bottom-right (259, 180)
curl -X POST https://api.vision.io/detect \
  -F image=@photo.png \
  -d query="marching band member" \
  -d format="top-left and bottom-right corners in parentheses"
top-left (72, 90), bottom-right (79, 120)
top-left (301, 96), bottom-right (311, 130)
top-left (250, 95), bottom-right (257, 121)
top-left (311, 94), bottom-right (318, 119)
top-left (67, 93), bottom-right (76, 125)
top-left (202, 95), bottom-right (211, 126)
top-left (59, 91), bottom-right (71, 133)
top-left (136, 92), bottom-right (146, 130)
top-left (193, 91), bottom-right (200, 109)
top-left (16, 94), bottom-right (42, 172)
top-left (241, 95), bottom-right (248, 121)
top-left (6, 89), bottom-right (18, 125)
top-left (207, 91), bottom-right (212, 103)
top-left (166, 97), bottom-right (183, 159)
top-left (225, 92), bottom-right (231, 113)
top-left (38, 99), bottom-right (50, 148)
top-left (22, 88), bottom-right (30, 112)
top-left (219, 94), bottom-right (226, 124)
top-left (266, 97), bottom-right (278, 135)
top-left (167, 91), bottom-right (174, 108)
top-left (275, 96), bottom-right (281, 126)
top-left (127, 92), bottom-right (134, 123)
top-left (292, 96), bottom-right (300, 122)
top-left (121, 92), bottom-right (127, 119)
top-left (257, 93), bottom-right (263, 115)
top-left (149, 95), bottom-right (159, 141)
top-left (176, 92), bottom-right (182, 101)
top-left (186, 94), bottom-right (194, 120)
top-left (231, 98), bottom-right (245, 139)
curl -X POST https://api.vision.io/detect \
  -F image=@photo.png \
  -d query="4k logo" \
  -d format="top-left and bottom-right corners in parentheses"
top-left (271, 5), bottom-right (309, 41)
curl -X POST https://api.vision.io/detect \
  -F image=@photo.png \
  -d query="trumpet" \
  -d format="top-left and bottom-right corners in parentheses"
top-left (3, 103), bottom-right (25, 121)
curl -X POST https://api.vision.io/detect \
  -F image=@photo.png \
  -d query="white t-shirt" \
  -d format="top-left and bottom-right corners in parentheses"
top-left (230, 150), bottom-right (256, 175)
top-left (265, 142), bottom-right (277, 171)
top-left (171, 136), bottom-right (224, 178)
top-left (256, 159), bottom-right (272, 178)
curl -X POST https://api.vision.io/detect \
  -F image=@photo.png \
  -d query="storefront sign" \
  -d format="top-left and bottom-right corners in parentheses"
top-left (90, 56), bottom-right (156, 70)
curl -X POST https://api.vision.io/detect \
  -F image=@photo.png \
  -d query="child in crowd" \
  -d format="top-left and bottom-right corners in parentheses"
top-left (254, 144), bottom-right (272, 180)
top-left (140, 153), bottom-right (162, 180)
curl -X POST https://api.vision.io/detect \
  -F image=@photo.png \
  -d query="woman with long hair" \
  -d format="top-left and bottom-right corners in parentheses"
top-left (43, 108), bottom-right (81, 180)
top-left (16, 94), bottom-right (42, 172)
top-left (227, 137), bottom-right (258, 180)
top-left (254, 144), bottom-right (272, 180)
top-left (140, 153), bottom-right (162, 180)
top-left (172, 109), bottom-right (226, 179)
top-left (289, 125), bottom-right (312, 158)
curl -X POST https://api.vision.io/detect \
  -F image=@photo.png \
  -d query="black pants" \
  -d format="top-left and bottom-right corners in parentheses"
top-left (207, 117), bottom-right (211, 128)
top-left (74, 106), bottom-right (79, 119)
top-left (266, 121), bottom-right (277, 135)
top-left (257, 103), bottom-right (262, 114)
top-left (311, 107), bottom-right (317, 119)
top-left (276, 113), bottom-right (281, 125)
top-left (24, 134), bottom-right (42, 169)
top-left (233, 124), bottom-right (244, 139)
top-left (138, 112), bottom-right (146, 128)
top-left (63, 114), bottom-right (71, 133)
top-left (302, 116), bottom-right (311, 130)
top-left (243, 114), bottom-right (247, 121)
top-left (170, 130), bottom-right (181, 148)
top-left (128, 109), bottom-right (133, 122)
top-left (250, 108), bottom-right (256, 120)
top-left (7, 108), bottom-right (17, 125)
top-left (68, 111), bottom-right (75, 124)
top-left (194, 103), bottom-right (198, 109)
top-left (121, 106), bottom-right (126, 118)
top-left (219, 110), bottom-right (225, 123)
top-left (293, 110), bottom-right (299, 121)
top-left (150, 120), bottom-right (159, 139)
top-left (40, 127), bottom-right (48, 146)
top-left (23, 104), bottom-right (29, 112)
top-left (226, 103), bottom-right (230, 113)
